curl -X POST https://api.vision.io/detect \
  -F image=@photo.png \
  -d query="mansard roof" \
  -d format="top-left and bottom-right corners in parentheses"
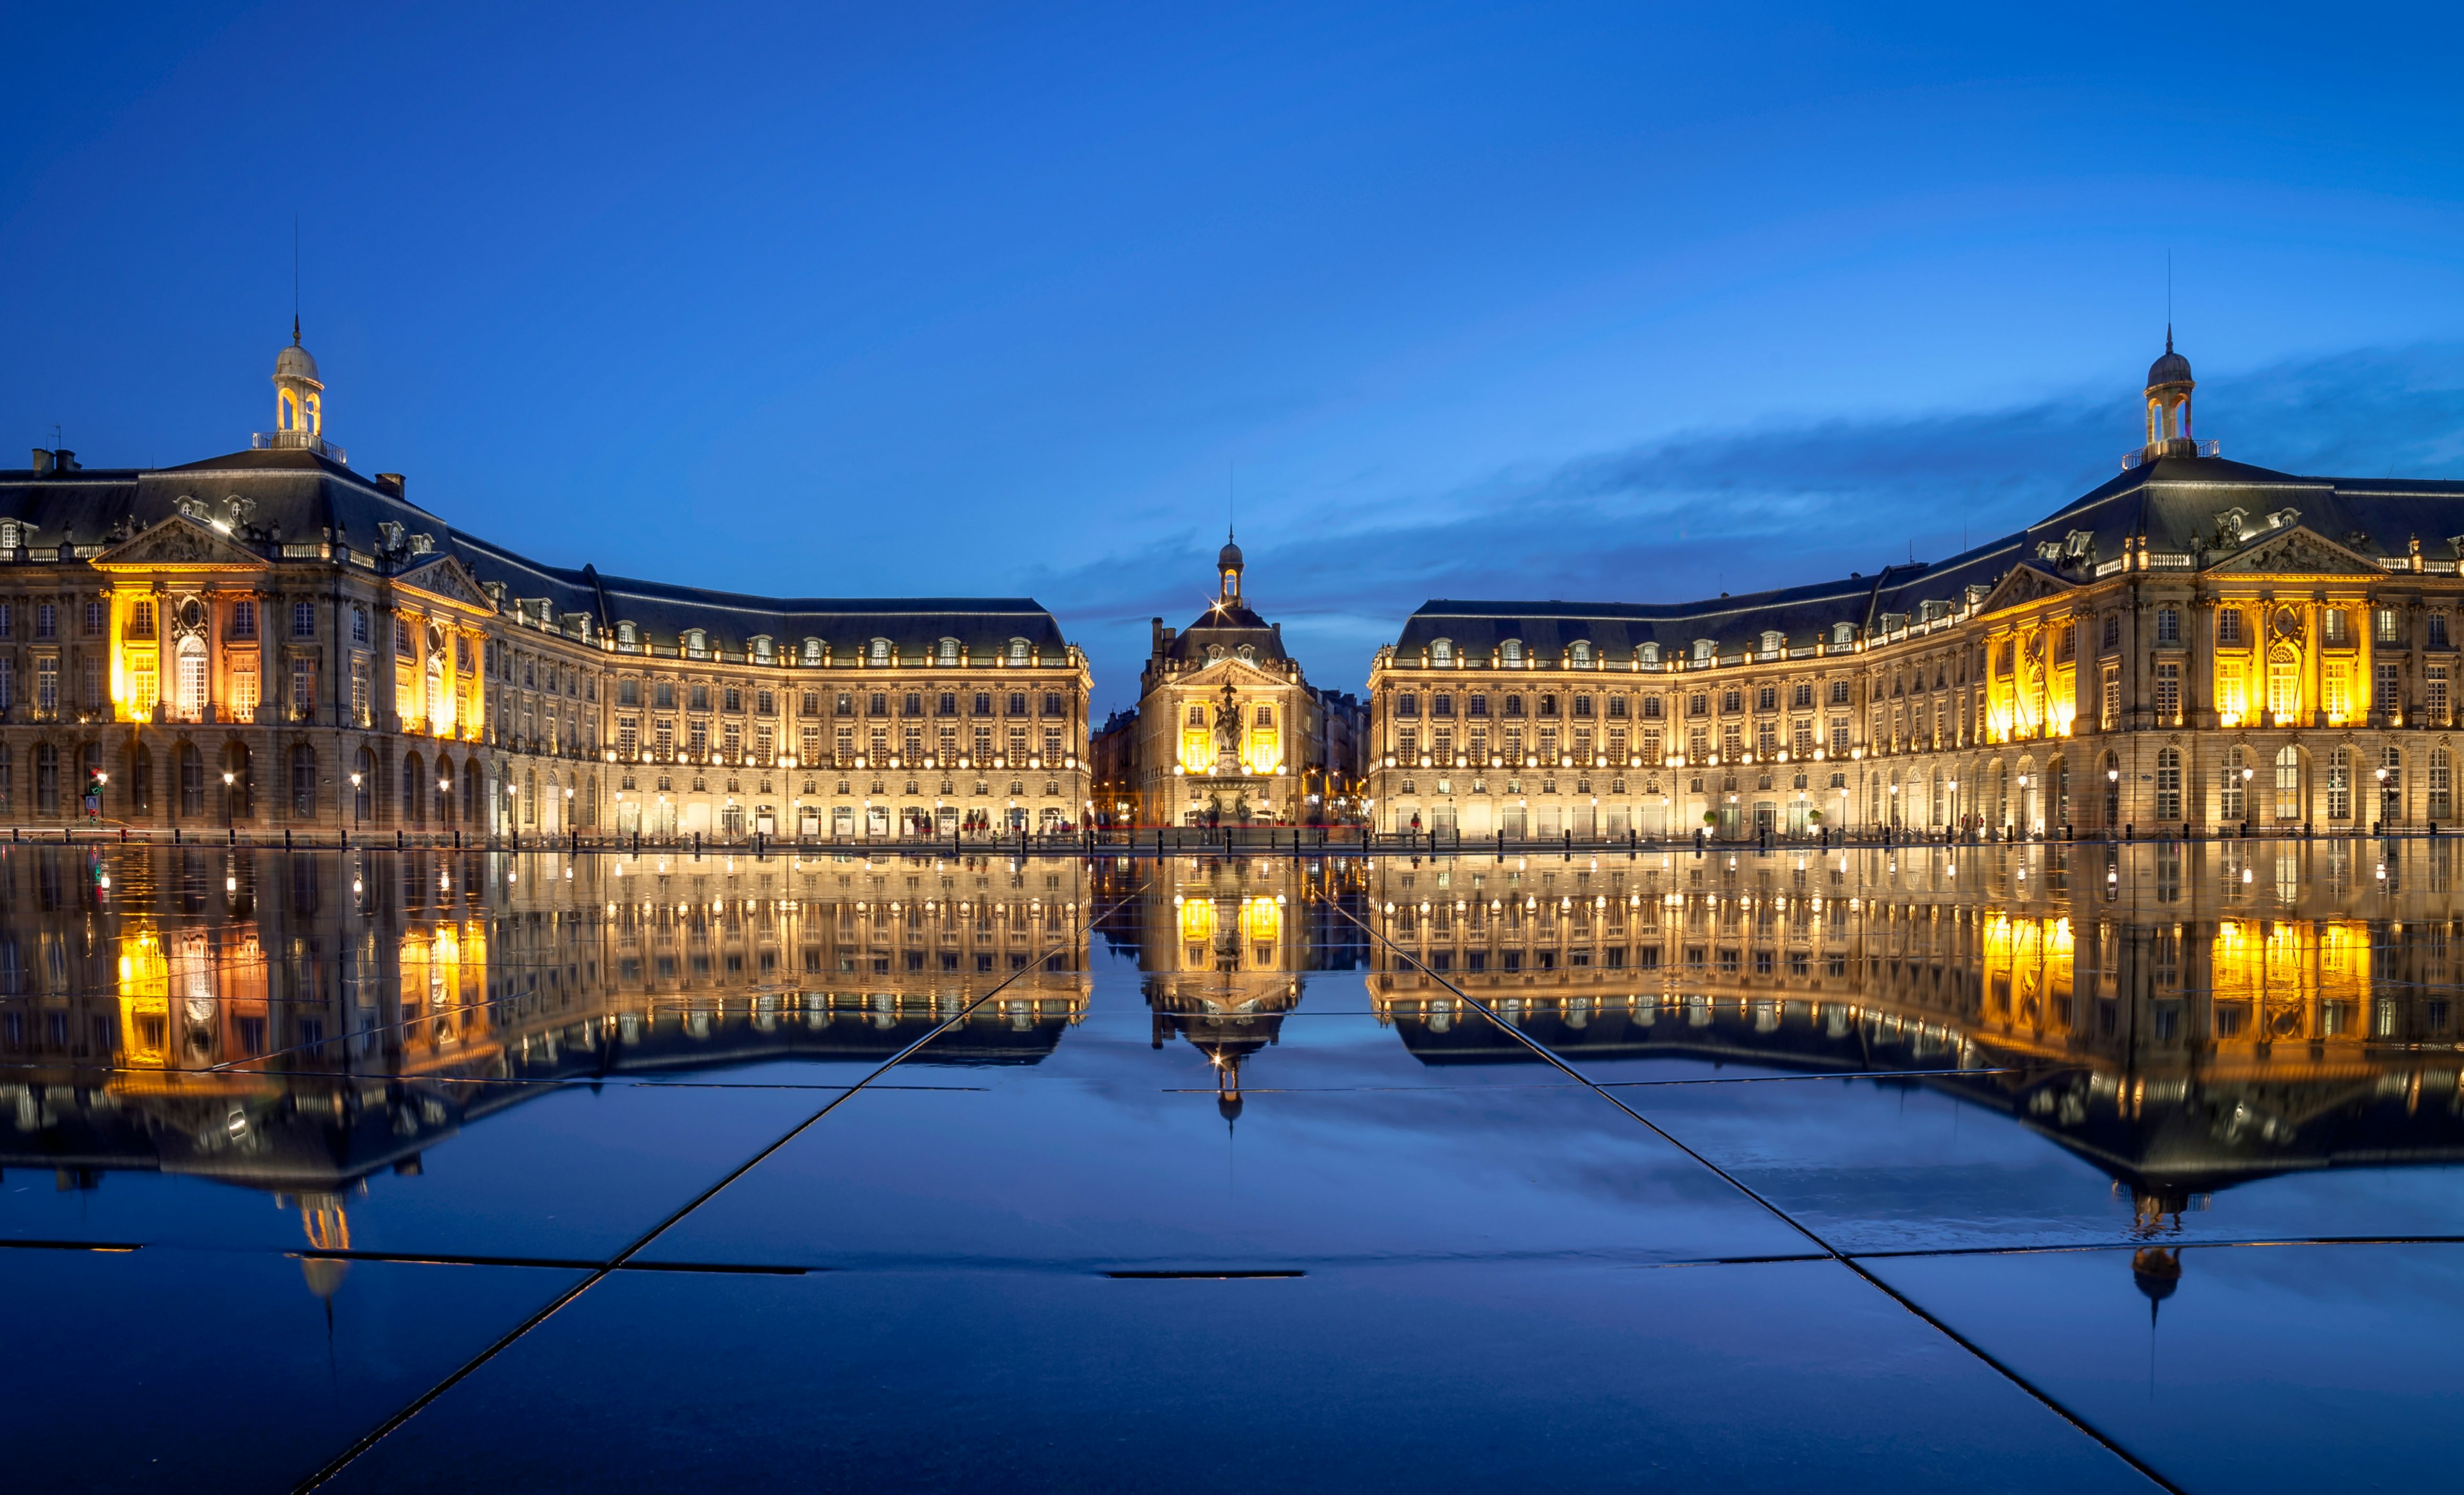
top-left (1163, 599), bottom-right (1290, 666)
top-left (1392, 452), bottom-right (2464, 660)
top-left (0, 448), bottom-right (1074, 660)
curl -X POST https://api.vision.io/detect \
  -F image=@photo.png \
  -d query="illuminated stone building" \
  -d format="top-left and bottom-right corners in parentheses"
top-left (1368, 339), bottom-right (2464, 839)
top-left (0, 333), bottom-right (1092, 839)
top-left (1117, 537), bottom-right (1362, 826)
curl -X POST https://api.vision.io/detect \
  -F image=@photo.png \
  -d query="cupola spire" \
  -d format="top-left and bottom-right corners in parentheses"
top-left (2141, 331), bottom-right (2197, 461)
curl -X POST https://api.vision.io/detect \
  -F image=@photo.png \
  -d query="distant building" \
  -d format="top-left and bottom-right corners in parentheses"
top-left (0, 331), bottom-right (1091, 837)
top-left (1368, 337), bottom-right (2464, 839)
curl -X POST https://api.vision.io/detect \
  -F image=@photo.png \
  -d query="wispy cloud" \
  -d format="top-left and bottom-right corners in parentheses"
top-left (1045, 343), bottom-right (2464, 706)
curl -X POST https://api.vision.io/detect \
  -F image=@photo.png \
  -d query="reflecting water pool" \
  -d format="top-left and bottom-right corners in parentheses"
top-left (3, 841), bottom-right (2459, 1491)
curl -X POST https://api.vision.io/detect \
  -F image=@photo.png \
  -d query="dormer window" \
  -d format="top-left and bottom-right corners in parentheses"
top-left (802, 638), bottom-right (824, 665)
top-left (1236, 644), bottom-right (1256, 662)
top-left (1639, 642), bottom-right (1661, 665)
top-left (616, 620), bottom-right (638, 647)
top-left (1430, 638), bottom-right (1454, 664)
top-left (1831, 622), bottom-right (1855, 646)
top-left (1759, 631), bottom-right (1783, 657)
top-left (1568, 640), bottom-right (1593, 666)
top-left (0, 523), bottom-right (19, 549)
top-left (869, 637), bottom-right (892, 665)
top-left (1008, 637), bottom-right (1031, 665)
top-left (684, 628), bottom-right (709, 658)
top-left (937, 636), bottom-right (960, 665)
top-left (1691, 639), bottom-right (1715, 664)
top-left (1207, 644), bottom-right (1226, 662)
top-left (750, 635), bottom-right (774, 662)
top-left (1500, 638), bottom-right (1525, 665)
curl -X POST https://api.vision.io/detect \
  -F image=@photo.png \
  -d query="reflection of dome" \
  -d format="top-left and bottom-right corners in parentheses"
top-left (2146, 338), bottom-right (2192, 389)
top-left (1217, 1089), bottom-right (1244, 1123)
top-left (2132, 1247), bottom-right (2181, 1311)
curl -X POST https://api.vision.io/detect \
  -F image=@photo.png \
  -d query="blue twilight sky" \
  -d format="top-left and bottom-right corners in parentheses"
top-left (8, 2), bottom-right (2464, 712)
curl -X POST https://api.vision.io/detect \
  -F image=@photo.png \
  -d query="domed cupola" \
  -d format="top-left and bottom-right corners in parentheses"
top-left (1217, 531), bottom-right (1245, 605)
top-left (2141, 329), bottom-right (2197, 461)
top-left (261, 317), bottom-right (339, 459)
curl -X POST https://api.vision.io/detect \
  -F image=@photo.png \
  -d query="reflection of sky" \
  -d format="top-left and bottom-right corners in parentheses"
top-left (16, 8), bottom-right (2464, 706)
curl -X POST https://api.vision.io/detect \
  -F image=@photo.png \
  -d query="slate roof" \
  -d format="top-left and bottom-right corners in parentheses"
top-left (0, 448), bottom-right (1071, 658)
top-left (1162, 598), bottom-right (1291, 665)
top-left (1392, 453), bottom-right (2464, 658)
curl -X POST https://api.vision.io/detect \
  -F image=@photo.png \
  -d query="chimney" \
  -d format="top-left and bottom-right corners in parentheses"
top-left (30, 449), bottom-right (53, 475)
top-left (53, 450), bottom-right (76, 472)
top-left (375, 472), bottom-right (405, 497)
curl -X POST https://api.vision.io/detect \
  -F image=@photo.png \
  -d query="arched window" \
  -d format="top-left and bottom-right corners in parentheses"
top-left (1008, 637), bottom-right (1031, 665)
top-left (802, 638), bottom-right (824, 665)
top-left (2155, 747), bottom-right (2182, 821)
top-left (176, 637), bottom-right (208, 720)
top-left (2220, 746), bottom-right (2248, 821)
top-left (1691, 639), bottom-right (1715, 664)
top-left (937, 637), bottom-right (960, 665)
top-left (751, 635), bottom-right (774, 662)
top-left (685, 629), bottom-right (710, 658)
top-left (34, 742), bottom-right (59, 816)
top-left (290, 744), bottom-right (316, 818)
top-left (2049, 757), bottom-right (2068, 825)
top-left (524, 767), bottom-right (538, 825)
top-left (617, 620), bottom-right (638, 647)
top-left (1568, 640), bottom-right (1593, 667)
top-left (2279, 746), bottom-right (2306, 821)
top-left (1639, 642), bottom-right (1661, 666)
top-left (434, 756), bottom-right (455, 825)
top-left (869, 638), bottom-right (892, 665)
top-left (464, 773), bottom-right (481, 824)
top-left (402, 751), bottom-right (424, 826)
top-left (2381, 746), bottom-right (2404, 822)
top-left (2101, 752), bottom-right (2120, 828)
top-left (354, 747), bottom-right (375, 822)
top-left (127, 744), bottom-right (151, 816)
top-left (1500, 638), bottom-right (1525, 665)
top-left (2432, 747), bottom-right (2454, 821)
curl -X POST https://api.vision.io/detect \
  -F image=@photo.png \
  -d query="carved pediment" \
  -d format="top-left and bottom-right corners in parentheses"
top-left (2207, 525), bottom-right (2383, 576)
top-left (394, 554), bottom-right (491, 610)
top-left (91, 514), bottom-right (266, 571)
top-left (1976, 563), bottom-right (2075, 616)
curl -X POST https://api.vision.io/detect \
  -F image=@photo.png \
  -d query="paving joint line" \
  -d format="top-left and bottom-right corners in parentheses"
top-left (1323, 894), bottom-right (2186, 1495)
top-left (290, 889), bottom-right (1135, 1494)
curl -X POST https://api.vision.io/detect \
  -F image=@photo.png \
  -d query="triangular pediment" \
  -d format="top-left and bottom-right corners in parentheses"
top-left (2207, 525), bottom-right (2385, 576)
top-left (1178, 654), bottom-right (1292, 689)
top-left (393, 554), bottom-right (492, 610)
top-left (1976, 562), bottom-right (2075, 616)
top-left (91, 514), bottom-right (266, 571)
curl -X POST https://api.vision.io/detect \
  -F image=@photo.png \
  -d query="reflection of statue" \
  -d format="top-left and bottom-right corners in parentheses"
top-left (1213, 681), bottom-right (1242, 756)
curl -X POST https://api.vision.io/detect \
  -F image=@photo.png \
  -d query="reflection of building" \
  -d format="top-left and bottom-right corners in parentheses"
top-left (1116, 539), bottom-right (1356, 826)
top-left (1368, 339), bottom-right (2464, 839)
top-left (1, 333), bottom-right (1091, 841)
top-left (1367, 841), bottom-right (2464, 1206)
top-left (0, 846), bottom-right (1090, 1257)
top-left (1134, 859), bottom-right (1318, 1118)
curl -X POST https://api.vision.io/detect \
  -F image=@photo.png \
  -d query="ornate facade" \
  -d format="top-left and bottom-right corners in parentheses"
top-left (1368, 340), bottom-right (2464, 839)
top-left (0, 334), bottom-right (1093, 839)
top-left (1102, 540), bottom-right (1365, 826)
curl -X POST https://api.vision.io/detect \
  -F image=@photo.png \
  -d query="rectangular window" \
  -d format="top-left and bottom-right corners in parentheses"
top-left (230, 661), bottom-right (259, 721)
top-left (2216, 608), bottom-right (2243, 645)
top-left (36, 658), bottom-right (57, 715)
top-left (2429, 613), bottom-right (2452, 649)
top-left (82, 599), bottom-right (105, 636)
top-left (2429, 666), bottom-right (2451, 722)
top-left (2322, 608), bottom-right (2347, 645)
top-left (2325, 753), bottom-right (2349, 820)
top-left (2375, 608), bottom-right (2400, 644)
top-left (293, 601), bottom-right (316, 638)
top-left (2155, 609), bottom-right (2180, 645)
top-left (230, 599), bottom-right (257, 639)
top-left (619, 718), bottom-right (639, 756)
top-left (395, 617), bottom-right (414, 658)
top-left (2377, 662), bottom-right (2401, 717)
top-left (2155, 662), bottom-right (2180, 719)
top-left (2268, 660), bottom-right (2300, 722)
top-left (79, 658), bottom-right (102, 715)
top-left (36, 603), bottom-right (55, 639)
top-left (128, 658), bottom-right (157, 721)
top-left (2101, 665), bottom-right (2121, 729)
top-left (350, 659), bottom-right (370, 726)
top-left (654, 719), bottom-right (675, 755)
top-left (2431, 750), bottom-right (2453, 821)
top-left (1827, 719), bottom-right (1848, 755)
top-left (2324, 663), bottom-right (2348, 719)
top-left (291, 657), bottom-right (315, 719)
